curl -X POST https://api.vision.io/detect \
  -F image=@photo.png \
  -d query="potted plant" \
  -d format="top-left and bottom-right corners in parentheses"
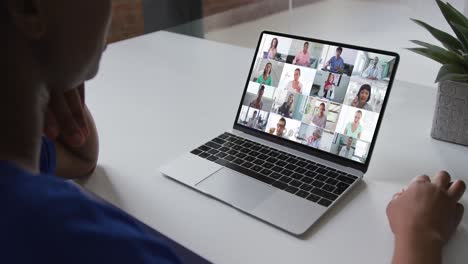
top-left (410, 0), bottom-right (468, 146)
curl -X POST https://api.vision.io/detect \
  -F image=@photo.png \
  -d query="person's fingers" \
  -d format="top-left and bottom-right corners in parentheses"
top-left (64, 88), bottom-right (89, 137)
top-left (434, 171), bottom-right (452, 189)
top-left (448, 180), bottom-right (466, 201)
top-left (392, 191), bottom-right (403, 200)
top-left (410, 175), bottom-right (431, 185)
top-left (44, 109), bottom-right (60, 139)
top-left (455, 203), bottom-right (464, 225)
top-left (50, 92), bottom-right (85, 147)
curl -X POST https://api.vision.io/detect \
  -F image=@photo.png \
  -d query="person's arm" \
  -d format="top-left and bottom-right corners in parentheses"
top-left (292, 54), bottom-right (298, 64)
top-left (388, 172), bottom-right (465, 264)
top-left (392, 232), bottom-right (442, 264)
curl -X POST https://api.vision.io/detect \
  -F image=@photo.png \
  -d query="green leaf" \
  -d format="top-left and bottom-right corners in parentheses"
top-left (407, 42), bottom-right (467, 67)
top-left (410, 18), bottom-right (463, 53)
top-left (451, 22), bottom-right (468, 40)
top-left (436, 0), bottom-right (468, 51)
top-left (407, 47), bottom-right (450, 64)
top-left (435, 64), bottom-right (468, 82)
top-left (446, 2), bottom-right (468, 26)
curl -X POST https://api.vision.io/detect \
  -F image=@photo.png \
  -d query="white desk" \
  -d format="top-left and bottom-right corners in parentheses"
top-left (83, 31), bottom-right (468, 264)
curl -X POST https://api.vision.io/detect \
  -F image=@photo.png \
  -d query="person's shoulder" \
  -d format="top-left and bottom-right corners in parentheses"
top-left (1, 170), bottom-right (180, 263)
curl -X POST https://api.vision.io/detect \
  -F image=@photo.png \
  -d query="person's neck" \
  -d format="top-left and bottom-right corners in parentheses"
top-left (2, 39), bottom-right (48, 174)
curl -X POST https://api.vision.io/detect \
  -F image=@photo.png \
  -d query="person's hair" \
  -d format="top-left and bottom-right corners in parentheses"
top-left (327, 73), bottom-right (334, 83)
top-left (320, 102), bottom-right (326, 108)
top-left (304, 42), bottom-right (309, 46)
top-left (264, 62), bottom-right (272, 75)
top-left (279, 117), bottom-right (286, 126)
top-left (336, 47), bottom-right (343, 53)
top-left (253, 110), bottom-right (258, 115)
top-left (271, 38), bottom-right (278, 49)
top-left (356, 110), bottom-right (363, 116)
top-left (259, 85), bottom-right (265, 91)
top-left (358, 84), bottom-right (372, 102)
top-left (295, 68), bottom-right (301, 74)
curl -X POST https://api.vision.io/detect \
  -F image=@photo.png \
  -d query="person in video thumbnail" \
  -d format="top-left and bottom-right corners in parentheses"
top-left (286, 68), bottom-right (303, 94)
top-left (247, 111), bottom-right (258, 128)
top-left (292, 41), bottom-right (311, 67)
top-left (249, 85), bottom-right (265, 110)
top-left (312, 103), bottom-right (327, 128)
top-left (351, 84), bottom-right (373, 111)
top-left (256, 62), bottom-right (273, 86)
top-left (267, 38), bottom-right (278, 59)
top-left (269, 118), bottom-right (287, 138)
top-left (339, 137), bottom-right (355, 159)
top-left (324, 47), bottom-right (345, 73)
top-left (362, 56), bottom-right (382, 80)
top-left (322, 73), bottom-right (335, 100)
top-left (344, 110), bottom-right (363, 139)
top-left (307, 128), bottom-right (322, 148)
top-left (278, 94), bottom-right (294, 118)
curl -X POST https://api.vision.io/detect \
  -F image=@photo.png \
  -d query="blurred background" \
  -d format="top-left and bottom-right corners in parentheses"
top-left (108, 0), bottom-right (468, 86)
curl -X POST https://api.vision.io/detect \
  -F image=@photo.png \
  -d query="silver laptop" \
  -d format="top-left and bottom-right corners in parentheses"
top-left (161, 31), bottom-right (400, 235)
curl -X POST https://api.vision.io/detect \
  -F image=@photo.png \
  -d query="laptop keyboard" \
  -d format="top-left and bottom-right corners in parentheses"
top-left (191, 133), bottom-right (358, 208)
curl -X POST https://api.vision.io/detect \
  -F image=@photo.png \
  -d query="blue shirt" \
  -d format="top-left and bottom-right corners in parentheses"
top-left (0, 137), bottom-right (181, 264)
top-left (328, 56), bottom-right (345, 72)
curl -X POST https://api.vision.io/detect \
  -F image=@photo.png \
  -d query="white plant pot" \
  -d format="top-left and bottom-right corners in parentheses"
top-left (431, 80), bottom-right (468, 146)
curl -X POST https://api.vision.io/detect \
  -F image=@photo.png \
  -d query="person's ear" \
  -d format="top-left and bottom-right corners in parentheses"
top-left (7, 0), bottom-right (46, 39)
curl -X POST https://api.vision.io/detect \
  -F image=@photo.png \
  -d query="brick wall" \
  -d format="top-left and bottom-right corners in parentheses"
top-left (108, 0), bottom-right (144, 43)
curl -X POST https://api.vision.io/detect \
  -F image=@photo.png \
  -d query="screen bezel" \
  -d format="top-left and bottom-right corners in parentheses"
top-left (233, 31), bottom-right (400, 173)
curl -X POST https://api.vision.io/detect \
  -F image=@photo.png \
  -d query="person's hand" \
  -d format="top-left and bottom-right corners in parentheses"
top-left (387, 171), bottom-right (466, 245)
top-left (351, 96), bottom-right (358, 107)
top-left (44, 83), bottom-right (90, 148)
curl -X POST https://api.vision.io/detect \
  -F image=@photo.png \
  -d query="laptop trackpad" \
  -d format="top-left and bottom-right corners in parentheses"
top-left (196, 168), bottom-right (276, 212)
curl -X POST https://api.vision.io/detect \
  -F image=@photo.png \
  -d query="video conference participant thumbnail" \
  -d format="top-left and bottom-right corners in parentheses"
top-left (320, 45), bottom-right (358, 76)
top-left (266, 113), bottom-right (301, 140)
top-left (292, 41), bottom-right (311, 67)
top-left (351, 84), bottom-right (373, 111)
top-left (238, 105), bottom-right (270, 131)
top-left (242, 82), bottom-right (276, 112)
top-left (271, 89), bottom-right (307, 122)
top-left (324, 46), bottom-right (344, 72)
top-left (310, 70), bottom-right (350, 104)
top-left (259, 34), bottom-right (293, 62)
top-left (343, 79), bottom-right (388, 113)
top-left (251, 58), bottom-right (285, 87)
top-left (352, 51), bottom-right (397, 82)
top-left (335, 105), bottom-right (379, 142)
top-left (278, 63), bottom-right (316, 95)
top-left (330, 133), bottom-right (370, 163)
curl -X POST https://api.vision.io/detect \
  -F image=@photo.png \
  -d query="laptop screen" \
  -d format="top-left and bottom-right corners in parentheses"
top-left (236, 32), bottom-right (398, 165)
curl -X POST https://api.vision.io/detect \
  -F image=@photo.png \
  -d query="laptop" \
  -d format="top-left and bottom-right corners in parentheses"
top-left (161, 31), bottom-right (399, 235)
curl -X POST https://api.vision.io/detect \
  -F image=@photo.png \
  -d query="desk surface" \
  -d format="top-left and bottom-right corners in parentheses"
top-left (83, 31), bottom-right (468, 264)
